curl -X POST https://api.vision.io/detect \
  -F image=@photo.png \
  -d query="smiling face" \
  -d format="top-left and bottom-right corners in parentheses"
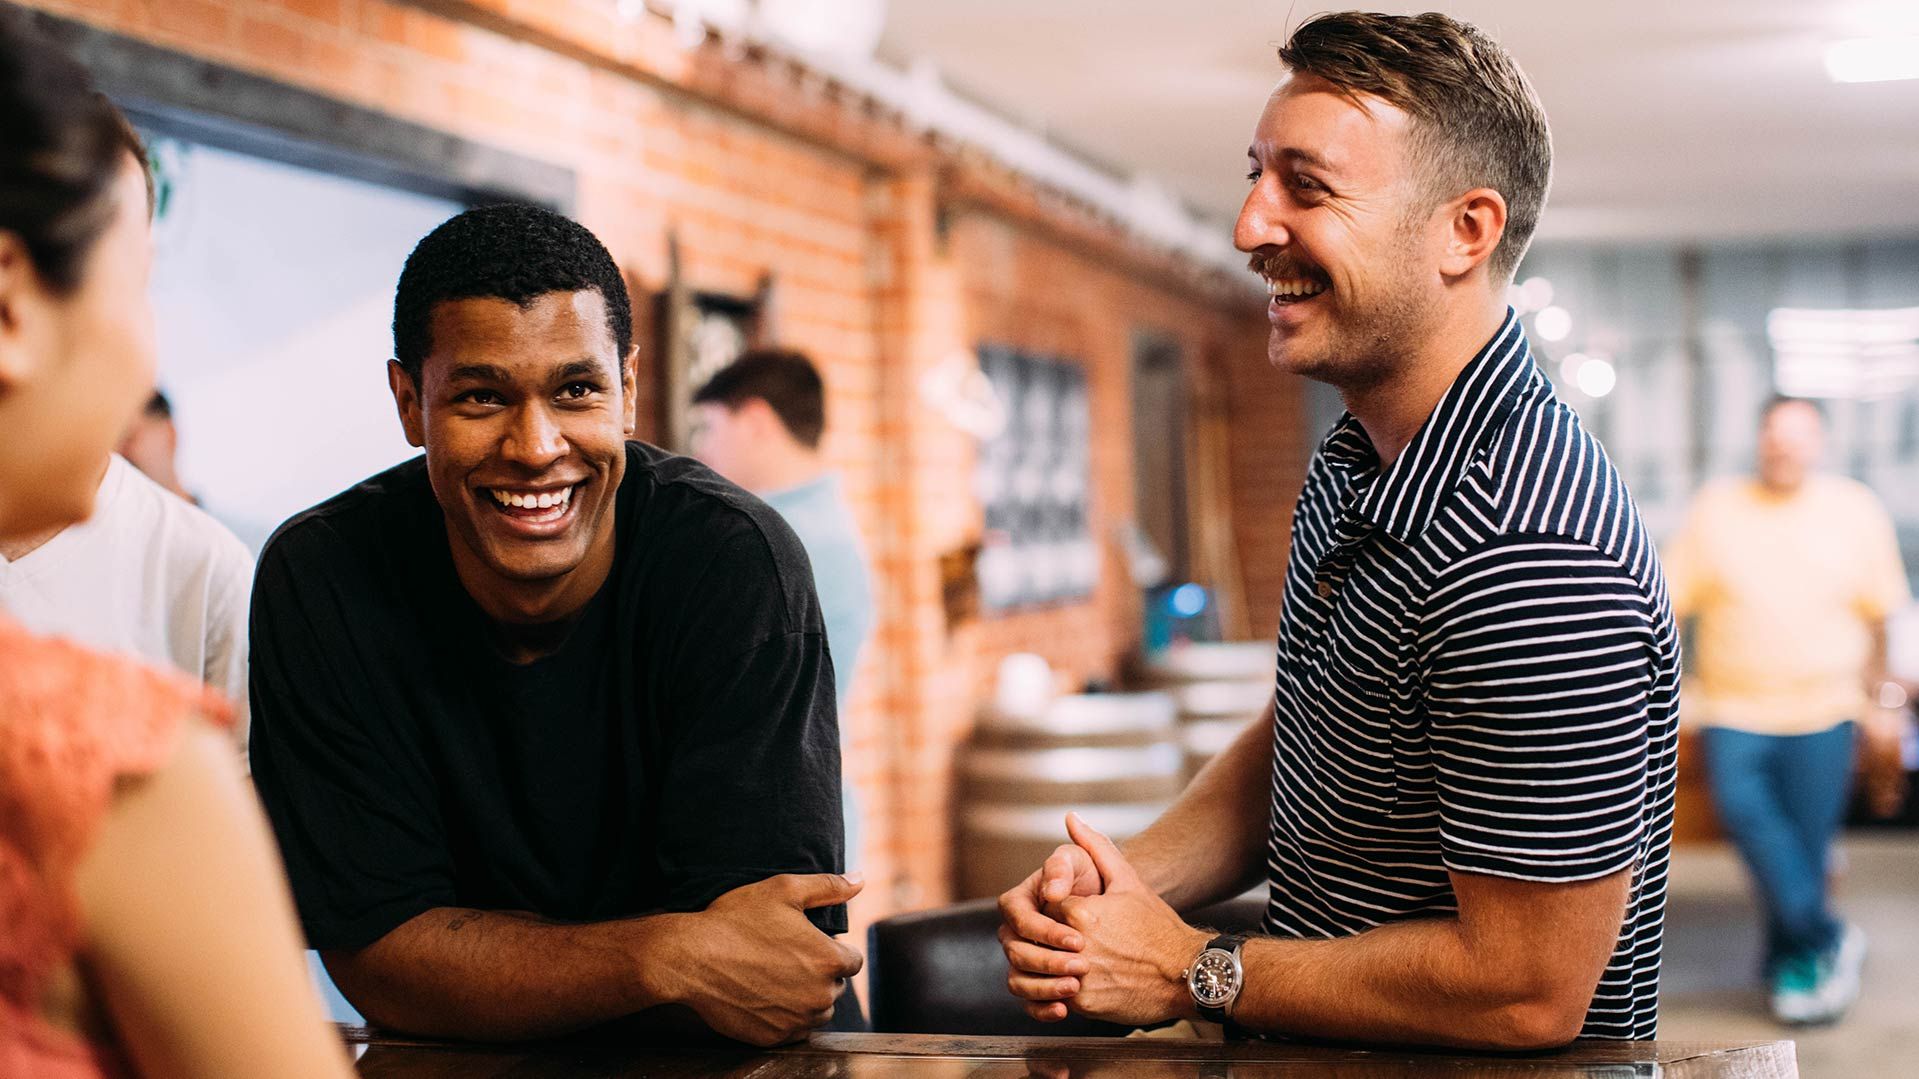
top-left (1234, 75), bottom-right (1452, 390)
top-left (389, 289), bottom-right (636, 622)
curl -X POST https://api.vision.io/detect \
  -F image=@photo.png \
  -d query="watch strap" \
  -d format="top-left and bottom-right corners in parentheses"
top-left (1193, 932), bottom-right (1247, 1024)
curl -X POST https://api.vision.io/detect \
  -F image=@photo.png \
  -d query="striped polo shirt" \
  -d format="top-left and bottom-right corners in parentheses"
top-left (1262, 309), bottom-right (1680, 1038)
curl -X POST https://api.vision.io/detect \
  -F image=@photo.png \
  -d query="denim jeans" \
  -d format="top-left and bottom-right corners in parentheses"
top-left (1700, 721), bottom-right (1857, 969)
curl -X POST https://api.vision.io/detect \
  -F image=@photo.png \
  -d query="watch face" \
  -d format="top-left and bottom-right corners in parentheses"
top-left (1189, 948), bottom-right (1240, 1007)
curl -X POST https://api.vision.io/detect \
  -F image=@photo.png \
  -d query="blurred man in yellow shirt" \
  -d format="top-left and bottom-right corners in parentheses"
top-left (1665, 395), bottom-right (1911, 1025)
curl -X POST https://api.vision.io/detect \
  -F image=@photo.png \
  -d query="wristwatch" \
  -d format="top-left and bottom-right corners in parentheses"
top-left (1183, 933), bottom-right (1247, 1024)
top-left (1875, 680), bottom-right (1911, 712)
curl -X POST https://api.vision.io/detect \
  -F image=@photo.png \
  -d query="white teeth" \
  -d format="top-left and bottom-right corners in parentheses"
top-left (489, 486), bottom-right (574, 510)
top-left (1265, 277), bottom-right (1326, 298)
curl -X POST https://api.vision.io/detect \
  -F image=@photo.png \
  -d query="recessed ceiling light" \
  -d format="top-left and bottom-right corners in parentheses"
top-left (1825, 36), bottom-right (1919, 83)
top-left (1768, 306), bottom-right (1919, 398)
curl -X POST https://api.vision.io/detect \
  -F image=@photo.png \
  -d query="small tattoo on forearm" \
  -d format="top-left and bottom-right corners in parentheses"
top-left (446, 912), bottom-right (479, 932)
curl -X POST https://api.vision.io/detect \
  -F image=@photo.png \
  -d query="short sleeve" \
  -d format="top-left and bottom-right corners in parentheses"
top-left (1420, 535), bottom-right (1662, 883)
top-left (0, 620), bottom-right (231, 1017)
top-left (651, 526), bottom-right (846, 934)
top-left (1659, 494), bottom-right (1711, 621)
top-left (247, 529), bottom-right (455, 950)
top-left (816, 543), bottom-right (874, 703)
top-left (0, 623), bottom-right (228, 883)
top-left (1853, 493), bottom-right (1912, 622)
top-left (199, 524), bottom-right (255, 753)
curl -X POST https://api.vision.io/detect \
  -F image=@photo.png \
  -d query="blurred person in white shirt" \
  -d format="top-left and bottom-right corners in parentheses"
top-left (0, 444), bottom-right (253, 743)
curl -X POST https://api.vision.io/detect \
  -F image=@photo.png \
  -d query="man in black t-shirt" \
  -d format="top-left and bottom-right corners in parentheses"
top-left (249, 204), bottom-right (859, 1046)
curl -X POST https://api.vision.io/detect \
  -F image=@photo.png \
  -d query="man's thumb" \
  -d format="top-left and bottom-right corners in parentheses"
top-left (789, 871), bottom-right (866, 909)
top-left (1065, 812), bottom-right (1135, 889)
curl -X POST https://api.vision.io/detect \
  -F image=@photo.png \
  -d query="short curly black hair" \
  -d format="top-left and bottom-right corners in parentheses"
top-left (391, 203), bottom-right (631, 379)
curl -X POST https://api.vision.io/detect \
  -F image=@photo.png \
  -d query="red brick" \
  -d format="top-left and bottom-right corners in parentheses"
top-left (402, 9), bottom-right (467, 64)
top-left (238, 15), bottom-right (306, 66)
top-left (358, 1), bottom-right (405, 43)
top-left (301, 37), bottom-right (363, 89)
top-left (280, 0), bottom-right (349, 30)
top-left (148, 0), bottom-right (231, 43)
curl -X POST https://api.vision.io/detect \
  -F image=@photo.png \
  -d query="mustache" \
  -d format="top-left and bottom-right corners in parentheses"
top-left (1247, 251), bottom-right (1328, 282)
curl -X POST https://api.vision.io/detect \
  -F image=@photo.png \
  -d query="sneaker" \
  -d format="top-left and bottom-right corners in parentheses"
top-left (1770, 925), bottom-right (1868, 1026)
top-left (1814, 923), bottom-right (1868, 1021)
top-left (1769, 953), bottom-right (1822, 1024)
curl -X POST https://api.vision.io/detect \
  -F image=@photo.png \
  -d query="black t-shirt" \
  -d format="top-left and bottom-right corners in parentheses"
top-left (249, 441), bottom-right (844, 950)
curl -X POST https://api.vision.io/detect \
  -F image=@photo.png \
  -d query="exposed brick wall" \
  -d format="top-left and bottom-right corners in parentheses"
top-left (1220, 332), bottom-right (1309, 643)
top-left (26, 0), bottom-right (1309, 935)
top-left (950, 211), bottom-right (1277, 689)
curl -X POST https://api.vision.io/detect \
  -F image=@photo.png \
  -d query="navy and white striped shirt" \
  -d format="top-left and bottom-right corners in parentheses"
top-left (1262, 309), bottom-right (1680, 1038)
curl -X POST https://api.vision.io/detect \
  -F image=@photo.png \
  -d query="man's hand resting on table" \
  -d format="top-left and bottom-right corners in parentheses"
top-left (667, 872), bottom-right (865, 1046)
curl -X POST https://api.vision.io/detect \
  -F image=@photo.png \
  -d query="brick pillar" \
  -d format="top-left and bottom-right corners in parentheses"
top-left (865, 170), bottom-right (982, 912)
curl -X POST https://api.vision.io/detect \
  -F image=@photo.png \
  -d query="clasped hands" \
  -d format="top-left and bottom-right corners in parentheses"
top-left (996, 812), bottom-right (1212, 1027)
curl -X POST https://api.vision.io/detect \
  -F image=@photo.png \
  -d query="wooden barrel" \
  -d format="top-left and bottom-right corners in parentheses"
top-left (957, 692), bottom-right (1180, 899)
top-left (1140, 643), bottom-right (1273, 780)
top-left (1169, 678), bottom-right (1271, 776)
top-left (1142, 641), bottom-right (1273, 684)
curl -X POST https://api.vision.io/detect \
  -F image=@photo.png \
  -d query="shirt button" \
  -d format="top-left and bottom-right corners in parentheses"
top-left (1316, 581), bottom-right (1335, 599)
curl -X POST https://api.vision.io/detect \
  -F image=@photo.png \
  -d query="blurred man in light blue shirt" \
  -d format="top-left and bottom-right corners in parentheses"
top-left (692, 350), bottom-right (873, 865)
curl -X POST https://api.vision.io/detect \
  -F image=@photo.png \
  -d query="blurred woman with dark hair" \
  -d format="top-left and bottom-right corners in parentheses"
top-left (0, 16), bottom-right (353, 1078)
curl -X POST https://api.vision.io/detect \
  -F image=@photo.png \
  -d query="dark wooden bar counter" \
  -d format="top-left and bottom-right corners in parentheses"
top-left (341, 1026), bottom-right (1796, 1077)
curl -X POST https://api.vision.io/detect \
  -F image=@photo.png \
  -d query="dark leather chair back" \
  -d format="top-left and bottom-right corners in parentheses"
top-left (867, 894), bottom-right (1266, 1035)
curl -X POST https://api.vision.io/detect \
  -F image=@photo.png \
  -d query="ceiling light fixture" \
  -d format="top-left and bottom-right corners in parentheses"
top-left (1768, 306), bottom-right (1919, 398)
top-left (1825, 36), bottom-right (1919, 83)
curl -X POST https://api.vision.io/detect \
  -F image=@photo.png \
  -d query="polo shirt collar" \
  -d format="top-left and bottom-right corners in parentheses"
top-left (1317, 308), bottom-right (1541, 543)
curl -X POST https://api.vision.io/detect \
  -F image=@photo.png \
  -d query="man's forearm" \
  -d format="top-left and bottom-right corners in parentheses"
top-left (1229, 917), bottom-right (1585, 1051)
top-left (1220, 866), bottom-right (1629, 1051)
top-left (323, 907), bottom-right (693, 1040)
top-left (1867, 620), bottom-right (1892, 694)
top-left (1125, 707), bottom-right (1273, 910)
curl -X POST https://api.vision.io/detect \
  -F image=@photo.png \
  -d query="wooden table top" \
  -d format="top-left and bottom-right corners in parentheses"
top-left (341, 1026), bottom-right (1797, 1077)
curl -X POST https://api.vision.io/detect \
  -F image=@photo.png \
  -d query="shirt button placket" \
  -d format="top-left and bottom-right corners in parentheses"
top-left (1315, 540), bottom-right (1357, 602)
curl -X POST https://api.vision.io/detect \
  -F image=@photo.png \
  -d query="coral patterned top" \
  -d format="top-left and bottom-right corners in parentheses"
top-left (0, 616), bottom-right (232, 1078)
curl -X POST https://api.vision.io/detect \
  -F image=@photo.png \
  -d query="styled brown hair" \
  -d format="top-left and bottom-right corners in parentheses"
top-left (693, 348), bottom-right (826, 449)
top-left (1278, 11), bottom-right (1551, 281)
